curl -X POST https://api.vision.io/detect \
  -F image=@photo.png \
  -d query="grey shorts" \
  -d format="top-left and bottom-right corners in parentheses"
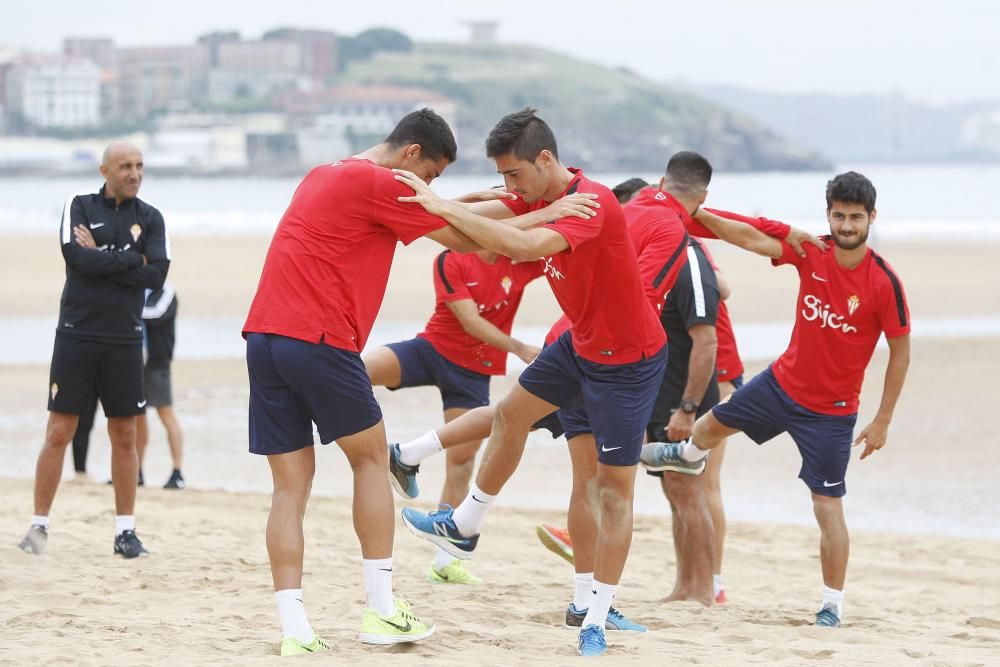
top-left (144, 366), bottom-right (172, 407)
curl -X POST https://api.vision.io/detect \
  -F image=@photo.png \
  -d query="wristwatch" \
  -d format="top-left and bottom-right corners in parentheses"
top-left (679, 399), bottom-right (698, 414)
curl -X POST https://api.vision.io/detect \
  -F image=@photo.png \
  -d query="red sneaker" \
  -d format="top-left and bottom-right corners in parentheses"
top-left (536, 524), bottom-right (574, 565)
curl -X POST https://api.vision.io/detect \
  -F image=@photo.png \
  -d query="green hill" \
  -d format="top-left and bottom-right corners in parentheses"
top-left (342, 42), bottom-right (831, 173)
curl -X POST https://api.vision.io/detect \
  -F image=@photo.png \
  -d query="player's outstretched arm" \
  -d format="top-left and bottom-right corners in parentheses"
top-left (693, 209), bottom-right (785, 259)
top-left (394, 169), bottom-right (587, 260)
top-left (446, 299), bottom-right (541, 364)
top-left (854, 333), bottom-right (910, 460)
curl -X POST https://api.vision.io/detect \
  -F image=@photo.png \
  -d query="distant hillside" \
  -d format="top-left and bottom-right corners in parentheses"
top-left (341, 42), bottom-right (830, 173)
top-left (678, 83), bottom-right (1000, 164)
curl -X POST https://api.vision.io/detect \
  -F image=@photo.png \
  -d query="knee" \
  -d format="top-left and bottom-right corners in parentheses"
top-left (663, 475), bottom-right (703, 508)
top-left (108, 421), bottom-right (138, 447)
top-left (45, 423), bottom-right (75, 448)
top-left (811, 494), bottom-right (844, 525)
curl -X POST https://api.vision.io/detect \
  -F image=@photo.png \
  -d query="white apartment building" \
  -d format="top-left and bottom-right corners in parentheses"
top-left (6, 60), bottom-right (101, 128)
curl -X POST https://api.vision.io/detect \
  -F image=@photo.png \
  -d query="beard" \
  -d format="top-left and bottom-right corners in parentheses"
top-left (832, 227), bottom-right (869, 250)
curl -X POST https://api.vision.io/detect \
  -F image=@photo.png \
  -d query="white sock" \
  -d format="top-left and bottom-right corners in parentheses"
top-left (275, 589), bottom-right (315, 643)
top-left (398, 431), bottom-right (442, 466)
top-left (31, 515), bottom-right (49, 529)
top-left (433, 547), bottom-right (455, 570)
top-left (713, 574), bottom-right (724, 598)
top-left (821, 585), bottom-right (845, 618)
top-left (363, 558), bottom-right (396, 617)
top-left (574, 572), bottom-right (594, 610)
top-left (115, 515), bottom-right (135, 535)
top-left (582, 580), bottom-right (616, 629)
top-left (451, 483), bottom-right (496, 537)
top-left (680, 441), bottom-right (709, 462)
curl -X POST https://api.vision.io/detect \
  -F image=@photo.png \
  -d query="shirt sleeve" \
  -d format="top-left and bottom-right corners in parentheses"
top-left (638, 223), bottom-right (691, 310)
top-left (874, 260), bottom-right (911, 338)
top-left (433, 251), bottom-right (473, 304)
top-left (671, 244), bottom-right (720, 330)
top-left (545, 197), bottom-right (606, 252)
top-left (516, 259), bottom-right (546, 282)
top-left (691, 208), bottom-right (791, 240)
top-left (502, 195), bottom-right (532, 216)
top-left (770, 239), bottom-right (806, 268)
top-left (367, 164), bottom-right (448, 245)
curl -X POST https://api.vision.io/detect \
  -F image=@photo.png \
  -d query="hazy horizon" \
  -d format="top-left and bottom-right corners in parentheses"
top-left (2, 0), bottom-right (998, 107)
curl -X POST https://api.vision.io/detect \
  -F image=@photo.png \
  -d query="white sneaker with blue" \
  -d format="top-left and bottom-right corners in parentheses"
top-left (401, 505), bottom-right (479, 560)
top-left (565, 603), bottom-right (646, 631)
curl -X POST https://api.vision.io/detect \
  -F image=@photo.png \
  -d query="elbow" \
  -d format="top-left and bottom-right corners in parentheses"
top-left (506, 239), bottom-right (541, 263)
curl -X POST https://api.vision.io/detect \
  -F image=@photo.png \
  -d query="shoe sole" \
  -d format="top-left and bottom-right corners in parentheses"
top-left (401, 513), bottom-right (473, 560)
top-left (359, 626), bottom-right (435, 645)
top-left (640, 461), bottom-right (706, 475)
top-left (536, 526), bottom-right (575, 565)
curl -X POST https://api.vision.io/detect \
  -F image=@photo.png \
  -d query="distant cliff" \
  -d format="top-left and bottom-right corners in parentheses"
top-left (342, 42), bottom-right (831, 173)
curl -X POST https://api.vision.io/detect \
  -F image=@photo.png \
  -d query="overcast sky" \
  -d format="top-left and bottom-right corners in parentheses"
top-left (2, 0), bottom-right (997, 105)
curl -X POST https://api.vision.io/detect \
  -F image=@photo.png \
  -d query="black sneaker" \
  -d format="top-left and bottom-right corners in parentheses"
top-left (163, 469), bottom-right (185, 490)
top-left (114, 529), bottom-right (150, 558)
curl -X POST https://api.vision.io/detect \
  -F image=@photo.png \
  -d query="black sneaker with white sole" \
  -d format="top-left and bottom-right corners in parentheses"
top-left (163, 469), bottom-right (185, 490)
top-left (114, 530), bottom-right (150, 558)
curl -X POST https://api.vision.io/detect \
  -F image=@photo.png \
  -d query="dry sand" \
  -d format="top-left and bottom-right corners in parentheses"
top-left (1, 236), bottom-right (999, 664)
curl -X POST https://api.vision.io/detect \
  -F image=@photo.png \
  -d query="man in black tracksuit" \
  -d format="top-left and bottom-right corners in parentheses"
top-left (18, 141), bottom-right (170, 559)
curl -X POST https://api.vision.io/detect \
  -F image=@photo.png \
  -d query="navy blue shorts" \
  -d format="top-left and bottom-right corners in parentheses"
top-left (385, 337), bottom-right (491, 411)
top-left (518, 331), bottom-right (666, 466)
top-left (711, 366), bottom-right (857, 497)
top-left (246, 333), bottom-right (383, 456)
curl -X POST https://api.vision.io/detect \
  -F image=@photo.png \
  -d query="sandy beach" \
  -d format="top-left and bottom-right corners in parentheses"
top-left (1, 234), bottom-right (999, 663)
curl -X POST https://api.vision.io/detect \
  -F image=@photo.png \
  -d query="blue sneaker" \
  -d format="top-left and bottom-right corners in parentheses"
top-left (565, 604), bottom-right (646, 632)
top-left (388, 443), bottom-right (419, 499)
top-left (401, 505), bottom-right (479, 560)
top-left (578, 624), bottom-right (607, 657)
top-left (814, 604), bottom-right (841, 627)
top-left (639, 440), bottom-right (706, 475)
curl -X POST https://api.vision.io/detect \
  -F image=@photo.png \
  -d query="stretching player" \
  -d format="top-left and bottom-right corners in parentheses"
top-left (242, 109), bottom-right (597, 656)
top-left (643, 171), bottom-right (911, 628)
top-left (364, 247), bottom-right (543, 584)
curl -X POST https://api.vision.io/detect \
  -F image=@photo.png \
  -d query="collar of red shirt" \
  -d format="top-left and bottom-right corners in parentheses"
top-left (632, 187), bottom-right (694, 225)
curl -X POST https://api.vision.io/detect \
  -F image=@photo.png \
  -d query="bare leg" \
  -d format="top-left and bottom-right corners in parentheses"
top-left (135, 412), bottom-right (149, 468)
top-left (435, 405), bottom-right (496, 449)
top-left (362, 346), bottom-right (402, 388)
top-left (591, 462), bottom-right (638, 585)
top-left (660, 473), bottom-right (714, 605)
top-left (704, 380), bottom-right (735, 581)
top-left (33, 412), bottom-right (79, 515)
top-left (812, 493), bottom-right (849, 590)
top-left (567, 434), bottom-right (600, 574)
top-left (473, 384), bottom-right (558, 495)
top-left (107, 416), bottom-right (139, 515)
top-left (440, 407), bottom-right (481, 506)
top-left (337, 420), bottom-right (395, 558)
top-left (266, 447), bottom-right (315, 590)
top-left (156, 406), bottom-right (184, 470)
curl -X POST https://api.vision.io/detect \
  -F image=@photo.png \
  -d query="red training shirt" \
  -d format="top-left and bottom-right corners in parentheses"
top-left (504, 169), bottom-right (665, 364)
top-left (418, 251), bottom-right (544, 375)
top-left (771, 237), bottom-right (910, 415)
top-left (243, 158), bottom-right (447, 352)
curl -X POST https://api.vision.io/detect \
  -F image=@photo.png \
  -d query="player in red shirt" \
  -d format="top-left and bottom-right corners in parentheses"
top-left (363, 249), bottom-right (543, 584)
top-left (642, 171), bottom-right (911, 628)
top-left (392, 109), bottom-right (668, 657)
top-left (242, 109), bottom-right (598, 655)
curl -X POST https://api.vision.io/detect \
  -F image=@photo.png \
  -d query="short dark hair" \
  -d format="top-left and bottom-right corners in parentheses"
top-left (826, 171), bottom-right (876, 213)
top-left (485, 108), bottom-right (559, 162)
top-left (611, 177), bottom-right (649, 204)
top-left (384, 108), bottom-right (457, 163)
top-left (665, 151), bottom-right (712, 195)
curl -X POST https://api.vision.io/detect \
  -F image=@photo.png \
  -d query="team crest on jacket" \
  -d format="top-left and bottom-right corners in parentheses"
top-left (501, 276), bottom-right (512, 295)
top-left (847, 295), bottom-right (860, 316)
top-left (130, 224), bottom-right (142, 242)
top-left (50, 383), bottom-right (59, 400)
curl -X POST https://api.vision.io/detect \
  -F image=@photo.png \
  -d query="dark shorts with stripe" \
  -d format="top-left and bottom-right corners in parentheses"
top-left (246, 333), bottom-right (383, 456)
top-left (711, 366), bottom-right (857, 497)
top-left (518, 331), bottom-right (667, 466)
top-left (385, 337), bottom-right (490, 411)
top-left (48, 335), bottom-right (145, 418)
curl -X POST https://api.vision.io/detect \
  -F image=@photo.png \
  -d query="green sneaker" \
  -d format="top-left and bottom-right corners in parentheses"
top-left (427, 559), bottom-right (483, 585)
top-left (279, 635), bottom-right (330, 656)
top-left (359, 599), bottom-right (435, 645)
